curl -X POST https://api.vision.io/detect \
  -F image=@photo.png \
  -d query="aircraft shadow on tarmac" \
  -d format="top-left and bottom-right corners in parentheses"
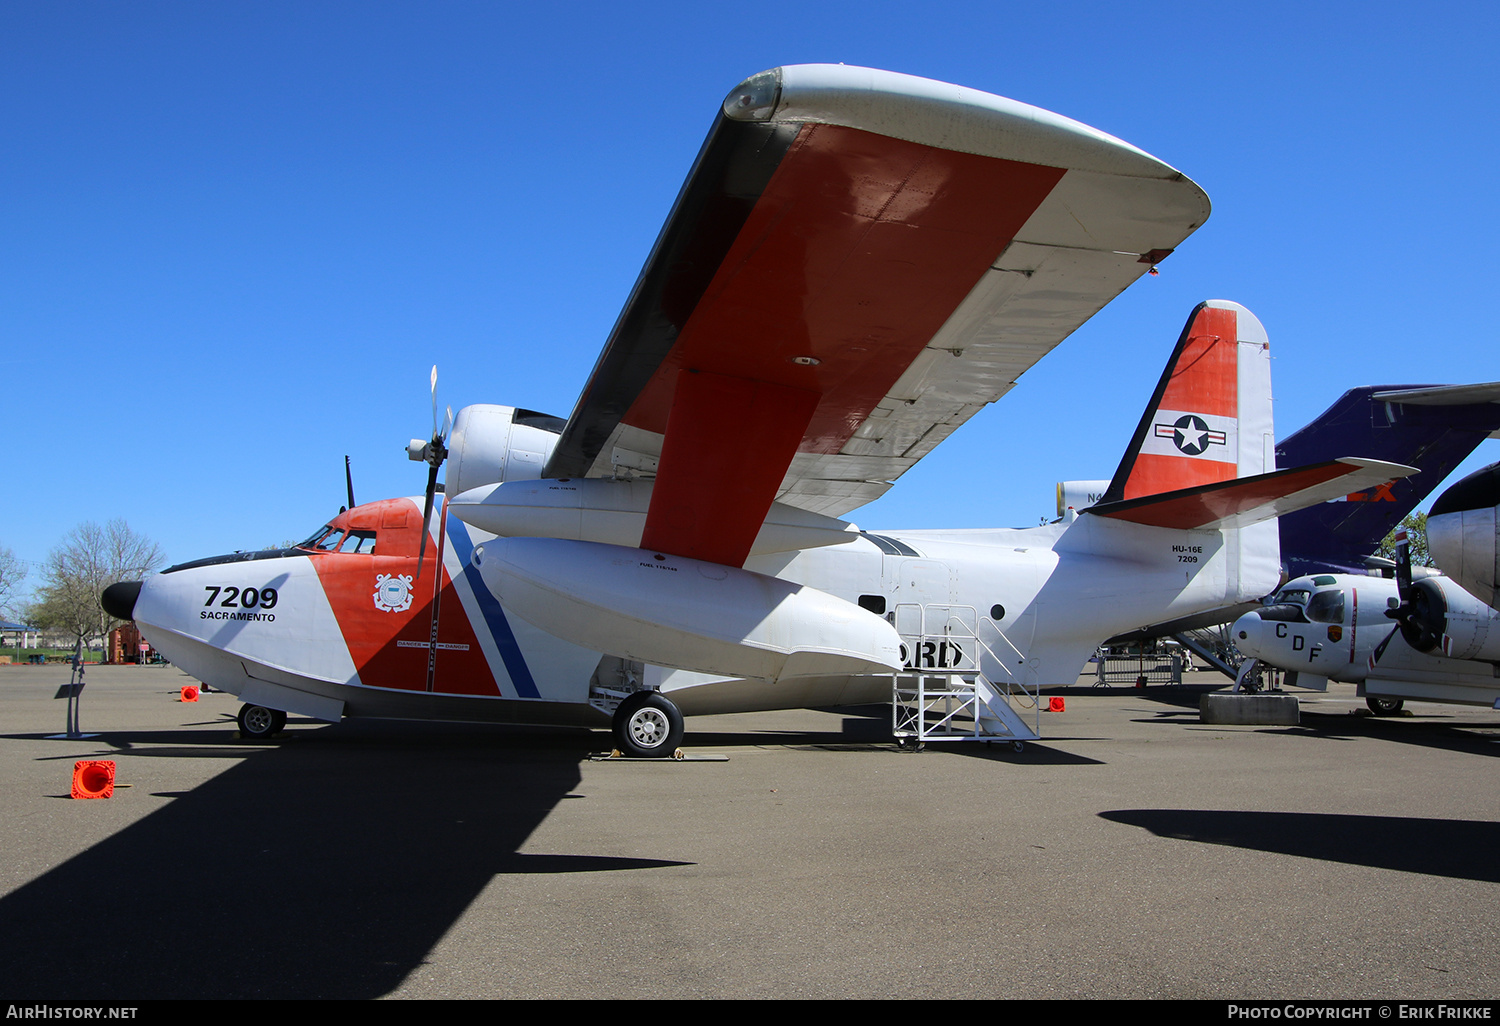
top-left (1, 719), bottom-right (689, 1000)
top-left (1114, 690), bottom-right (1500, 759)
top-left (1101, 809), bottom-right (1500, 884)
top-left (1279, 710), bottom-right (1500, 758)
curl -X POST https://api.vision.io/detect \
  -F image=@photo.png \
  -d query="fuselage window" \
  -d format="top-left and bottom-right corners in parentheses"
top-left (1306, 590), bottom-right (1345, 624)
top-left (858, 595), bottom-right (886, 615)
top-left (338, 530), bottom-right (378, 555)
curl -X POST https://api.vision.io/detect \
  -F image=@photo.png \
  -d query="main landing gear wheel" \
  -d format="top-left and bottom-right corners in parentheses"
top-left (612, 691), bottom-right (684, 759)
top-left (238, 703), bottom-right (287, 739)
top-left (1366, 696), bottom-right (1405, 717)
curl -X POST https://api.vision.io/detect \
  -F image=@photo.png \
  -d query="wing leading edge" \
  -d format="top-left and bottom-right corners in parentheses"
top-left (544, 64), bottom-right (1212, 566)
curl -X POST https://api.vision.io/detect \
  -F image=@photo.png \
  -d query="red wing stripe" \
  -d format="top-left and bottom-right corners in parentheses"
top-left (630, 123), bottom-right (1066, 564)
top-left (641, 371), bottom-right (819, 568)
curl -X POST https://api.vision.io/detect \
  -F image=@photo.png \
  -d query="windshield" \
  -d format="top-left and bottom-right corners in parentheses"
top-left (296, 525), bottom-right (335, 550)
top-left (1273, 588), bottom-right (1311, 607)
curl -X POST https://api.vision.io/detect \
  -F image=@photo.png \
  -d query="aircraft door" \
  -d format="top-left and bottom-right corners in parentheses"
top-left (887, 559), bottom-right (968, 671)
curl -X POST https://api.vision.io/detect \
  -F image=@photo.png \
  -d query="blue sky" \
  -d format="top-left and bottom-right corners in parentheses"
top-left (4, 2), bottom-right (1497, 592)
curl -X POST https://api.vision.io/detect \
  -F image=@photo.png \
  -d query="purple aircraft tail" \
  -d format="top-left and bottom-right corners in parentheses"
top-left (1277, 383), bottom-right (1500, 578)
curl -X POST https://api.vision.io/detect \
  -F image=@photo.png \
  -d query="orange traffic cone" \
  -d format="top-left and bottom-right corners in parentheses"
top-left (72, 761), bottom-right (115, 799)
top-left (1048, 696), bottom-right (1066, 713)
top-left (181, 685), bottom-right (199, 702)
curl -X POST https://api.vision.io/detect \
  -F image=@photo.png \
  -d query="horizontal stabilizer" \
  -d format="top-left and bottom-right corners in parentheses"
top-left (1087, 458), bottom-right (1418, 530)
top-left (1371, 382), bottom-right (1500, 406)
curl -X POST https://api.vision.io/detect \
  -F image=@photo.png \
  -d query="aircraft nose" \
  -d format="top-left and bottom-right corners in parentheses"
top-left (1232, 611), bottom-right (1263, 657)
top-left (101, 580), bottom-right (142, 621)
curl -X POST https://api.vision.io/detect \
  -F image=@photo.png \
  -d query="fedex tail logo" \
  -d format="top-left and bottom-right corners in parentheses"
top-left (1327, 481), bottom-right (1398, 503)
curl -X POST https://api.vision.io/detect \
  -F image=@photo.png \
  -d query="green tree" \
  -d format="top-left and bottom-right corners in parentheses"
top-left (1376, 511), bottom-right (1434, 568)
top-left (27, 521), bottom-right (164, 651)
top-left (0, 545), bottom-right (24, 621)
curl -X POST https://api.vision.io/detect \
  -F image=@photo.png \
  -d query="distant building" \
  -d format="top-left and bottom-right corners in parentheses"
top-left (108, 623), bottom-right (156, 664)
top-left (0, 620), bottom-right (39, 659)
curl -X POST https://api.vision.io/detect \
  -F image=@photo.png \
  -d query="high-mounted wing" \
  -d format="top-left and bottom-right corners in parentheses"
top-left (543, 65), bottom-right (1212, 567)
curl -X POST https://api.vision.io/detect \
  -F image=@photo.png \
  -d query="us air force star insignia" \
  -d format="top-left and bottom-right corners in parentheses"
top-left (1153, 414), bottom-right (1227, 456)
top-left (374, 573), bottom-right (415, 613)
top-left (1174, 414), bottom-right (1210, 454)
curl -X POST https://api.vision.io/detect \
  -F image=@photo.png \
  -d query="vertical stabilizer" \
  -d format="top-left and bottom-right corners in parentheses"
top-left (1102, 300), bottom-right (1273, 503)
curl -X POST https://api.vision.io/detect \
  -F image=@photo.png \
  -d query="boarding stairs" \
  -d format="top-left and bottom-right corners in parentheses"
top-left (890, 604), bottom-right (1041, 748)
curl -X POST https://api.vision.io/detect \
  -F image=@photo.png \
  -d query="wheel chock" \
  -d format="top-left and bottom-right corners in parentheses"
top-left (72, 760), bottom-right (115, 799)
top-left (594, 748), bottom-right (718, 762)
top-left (180, 685), bottom-right (200, 702)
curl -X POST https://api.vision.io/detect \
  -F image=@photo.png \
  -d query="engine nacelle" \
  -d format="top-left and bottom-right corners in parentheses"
top-left (1056, 480), bottom-right (1109, 518)
top-left (448, 478), bottom-right (860, 556)
top-left (445, 405), bottom-right (565, 498)
top-left (1428, 461), bottom-right (1500, 610)
top-left (1399, 575), bottom-right (1500, 661)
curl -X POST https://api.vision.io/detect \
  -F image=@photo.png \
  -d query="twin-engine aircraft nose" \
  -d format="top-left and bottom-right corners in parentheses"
top-left (101, 580), bottom-right (142, 621)
top-left (1232, 611), bottom-right (1263, 656)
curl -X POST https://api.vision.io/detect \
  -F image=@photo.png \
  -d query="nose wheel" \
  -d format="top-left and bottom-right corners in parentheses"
top-left (237, 703), bottom-right (287, 739)
top-left (612, 691), bottom-right (684, 758)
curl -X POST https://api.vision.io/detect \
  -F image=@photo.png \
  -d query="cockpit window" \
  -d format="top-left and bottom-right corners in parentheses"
top-left (312, 529), bottom-right (345, 552)
top-left (338, 530), bottom-right (377, 554)
top-left (1274, 588), bottom-right (1311, 607)
top-left (1306, 590), bottom-right (1345, 624)
top-left (296, 525), bottom-right (336, 550)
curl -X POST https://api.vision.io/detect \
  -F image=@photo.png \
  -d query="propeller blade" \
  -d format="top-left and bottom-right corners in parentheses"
top-left (1369, 625), bottom-right (1398, 667)
top-left (416, 461), bottom-right (440, 580)
top-left (1394, 528), bottom-right (1413, 600)
top-left (414, 365), bottom-right (449, 582)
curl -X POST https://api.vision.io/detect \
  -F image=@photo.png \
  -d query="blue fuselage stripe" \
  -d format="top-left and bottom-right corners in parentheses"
top-left (444, 519), bottom-right (541, 699)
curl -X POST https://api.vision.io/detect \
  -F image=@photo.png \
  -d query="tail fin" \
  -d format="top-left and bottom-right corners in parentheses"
top-left (1276, 382), bottom-right (1500, 578)
top-left (1101, 300), bottom-right (1272, 503)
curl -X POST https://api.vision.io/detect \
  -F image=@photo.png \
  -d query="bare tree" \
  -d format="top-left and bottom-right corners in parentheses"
top-left (0, 545), bottom-right (24, 621)
top-left (28, 520), bottom-right (165, 651)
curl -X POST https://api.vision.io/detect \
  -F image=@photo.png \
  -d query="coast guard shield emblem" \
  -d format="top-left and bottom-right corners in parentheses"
top-left (374, 573), bottom-right (415, 613)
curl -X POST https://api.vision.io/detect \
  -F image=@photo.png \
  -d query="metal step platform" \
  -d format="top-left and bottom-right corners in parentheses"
top-left (889, 603), bottom-right (1041, 747)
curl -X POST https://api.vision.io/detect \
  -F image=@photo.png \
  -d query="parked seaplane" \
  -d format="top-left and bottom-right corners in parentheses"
top-left (102, 65), bottom-right (1411, 755)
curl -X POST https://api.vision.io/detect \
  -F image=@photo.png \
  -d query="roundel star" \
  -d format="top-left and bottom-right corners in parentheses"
top-left (1173, 414), bottom-right (1211, 455)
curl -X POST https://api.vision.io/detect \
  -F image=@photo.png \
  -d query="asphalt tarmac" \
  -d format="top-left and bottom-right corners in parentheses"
top-left (1, 662), bottom-right (1497, 1000)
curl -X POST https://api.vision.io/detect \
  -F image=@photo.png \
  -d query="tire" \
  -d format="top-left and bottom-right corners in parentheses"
top-left (612, 691), bottom-right (684, 758)
top-left (238, 703), bottom-right (285, 739)
top-left (1366, 696), bottom-right (1405, 717)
